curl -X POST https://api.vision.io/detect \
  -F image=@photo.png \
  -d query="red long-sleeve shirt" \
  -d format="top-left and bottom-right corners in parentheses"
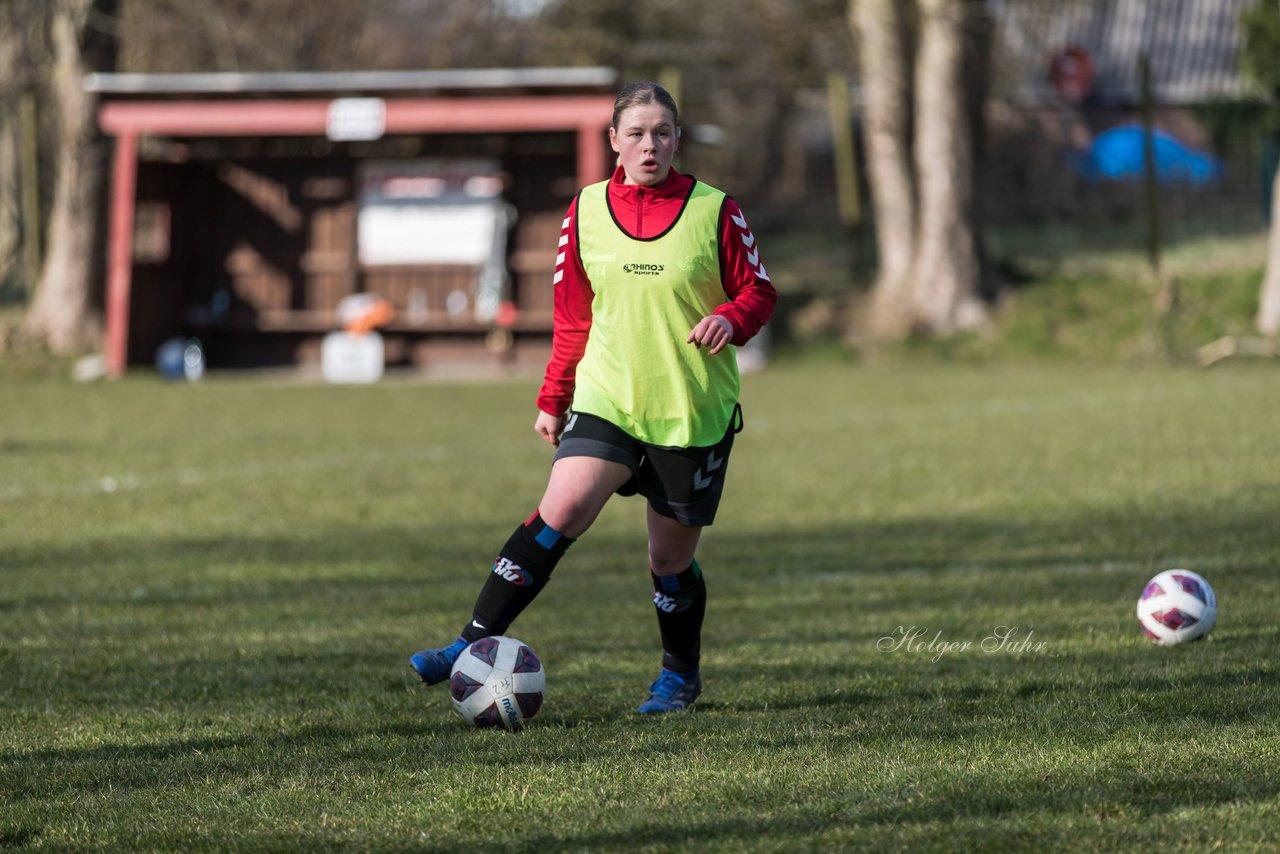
top-left (536, 167), bottom-right (777, 417)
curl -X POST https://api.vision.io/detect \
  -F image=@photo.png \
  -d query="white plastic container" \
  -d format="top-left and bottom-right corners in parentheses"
top-left (321, 331), bottom-right (384, 384)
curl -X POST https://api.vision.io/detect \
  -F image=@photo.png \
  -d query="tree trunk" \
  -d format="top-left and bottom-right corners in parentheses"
top-left (0, 1), bottom-right (21, 290)
top-left (911, 0), bottom-right (986, 334)
top-left (22, 0), bottom-right (114, 354)
top-left (1256, 160), bottom-right (1280, 337)
top-left (0, 118), bottom-right (16, 291)
top-left (852, 0), bottom-right (916, 339)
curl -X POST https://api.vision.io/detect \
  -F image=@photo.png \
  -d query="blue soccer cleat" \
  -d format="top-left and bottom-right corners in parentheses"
top-left (635, 668), bottom-right (702, 713)
top-left (409, 636), bottom-right (468, 685)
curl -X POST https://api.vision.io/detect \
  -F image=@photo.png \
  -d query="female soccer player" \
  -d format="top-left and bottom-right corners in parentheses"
top-left (410, 81), bottom-right (776, 713)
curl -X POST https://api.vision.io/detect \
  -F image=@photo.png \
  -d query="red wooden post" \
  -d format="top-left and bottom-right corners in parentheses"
top-left (104, 131), bottom-right (137, 378)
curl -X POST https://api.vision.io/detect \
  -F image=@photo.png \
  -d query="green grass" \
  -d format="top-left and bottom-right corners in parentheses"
top-left (967, 228), bottom-right (1270, 363)
top-left (765, 225), bottom-right (1272, 367)
top-left (3, 363), bottom-right (1279, 851)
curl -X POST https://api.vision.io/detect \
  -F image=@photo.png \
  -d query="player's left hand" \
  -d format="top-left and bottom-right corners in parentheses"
top-left (534, 409), bottom-right (567, 448)
top-left (687, 315), bottom-right (734, 355)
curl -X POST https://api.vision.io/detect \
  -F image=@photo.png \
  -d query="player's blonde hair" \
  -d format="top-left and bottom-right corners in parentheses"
top-left (611, 81), bottom-right (679, 130)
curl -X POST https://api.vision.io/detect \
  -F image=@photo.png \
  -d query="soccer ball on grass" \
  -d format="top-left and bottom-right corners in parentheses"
top-left (1136, 569), bottom-right (1217, 645)
top-left (449, 636), bottom-right (545, 730)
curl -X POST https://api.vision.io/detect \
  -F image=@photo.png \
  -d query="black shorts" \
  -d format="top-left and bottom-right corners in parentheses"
top-left (553, 407), bottom-right (743, 527)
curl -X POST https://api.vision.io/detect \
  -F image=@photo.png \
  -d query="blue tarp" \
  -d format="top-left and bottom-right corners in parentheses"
top-left (1073, 124), bottom-right (1221, 185)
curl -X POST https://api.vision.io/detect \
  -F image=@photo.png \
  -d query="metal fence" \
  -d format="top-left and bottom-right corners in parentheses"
top-left (668, 0), bottom-right (1273, 278)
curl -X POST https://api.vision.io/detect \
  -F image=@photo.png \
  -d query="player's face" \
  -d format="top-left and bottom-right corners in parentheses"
top-left (609, 103), bottom-right (678, 187)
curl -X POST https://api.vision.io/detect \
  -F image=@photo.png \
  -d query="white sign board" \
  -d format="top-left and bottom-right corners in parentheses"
top-left (356, 160), bottom-right (512, 321)
top-left (358, 205), bottom-right (497, 266)
top-left (357, 160), bottom-right (506, 266)
top-left (327, 98), bottom-right (386, 141)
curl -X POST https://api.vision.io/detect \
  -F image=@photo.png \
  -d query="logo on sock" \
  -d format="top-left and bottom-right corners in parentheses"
top-left (653, 592), bottom-right (692, 613)
top-left (493, 557), bottom-right (531, 586)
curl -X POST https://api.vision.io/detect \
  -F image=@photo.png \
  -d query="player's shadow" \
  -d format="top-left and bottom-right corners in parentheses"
top-left (503, 764), bottom-right (1280, 851)
top-left (0, 438), bottom-right (81, 455)
top-left (704, 490), bottom-right (1280, 579)
top-left (0, 718), bottom-right (466, 802)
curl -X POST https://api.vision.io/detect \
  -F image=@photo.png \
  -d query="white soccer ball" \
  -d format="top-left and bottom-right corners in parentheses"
top-left (1136, 569), bottom-right (1217, 645)
top-left (448, 636), bottom-right (545, 730)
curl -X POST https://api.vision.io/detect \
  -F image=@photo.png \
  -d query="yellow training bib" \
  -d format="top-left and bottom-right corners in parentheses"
top-left (571, 180), bottom-right (739, 448)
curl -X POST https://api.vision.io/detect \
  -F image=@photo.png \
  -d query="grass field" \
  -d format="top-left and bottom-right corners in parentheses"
top-left (3, 361), bottom-right (1279, 851)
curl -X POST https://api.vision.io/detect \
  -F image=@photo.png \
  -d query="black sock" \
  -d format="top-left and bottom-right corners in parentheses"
top-left (461, 512), bottom-right (574, 643)
top-left (650, 560), bottom-right (707, 674)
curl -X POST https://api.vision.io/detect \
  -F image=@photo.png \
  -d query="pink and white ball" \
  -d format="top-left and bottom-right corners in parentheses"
top-left (449, 636), bottom-right (545, 730)
top-left (1136, 569), bottom-right (1217, 645)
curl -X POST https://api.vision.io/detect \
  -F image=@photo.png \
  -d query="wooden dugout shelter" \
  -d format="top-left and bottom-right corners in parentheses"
top-left (88, 67), bottom-right (619, 376)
